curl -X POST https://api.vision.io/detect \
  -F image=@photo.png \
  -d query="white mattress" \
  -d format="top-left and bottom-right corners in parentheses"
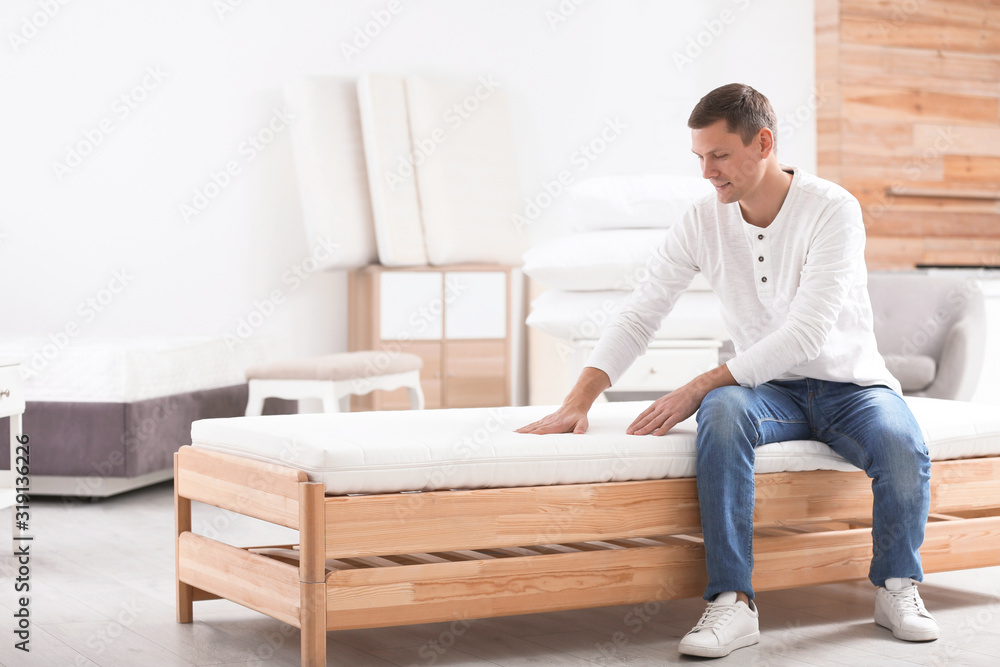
top-left (285, 77), bottom-right (378, 269)
top-left (357, 73), bottom-right (428, 267)
top-left (190, 397), bottom-right (1000, 495)
top-left (527, 289), bottom-right (728, 341)
top-left (2, 336), bottom-right (278, 403)
top-left (405, 76), bottom-right (526, 266)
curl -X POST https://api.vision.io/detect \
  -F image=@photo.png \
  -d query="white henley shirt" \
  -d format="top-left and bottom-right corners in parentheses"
top-left (585, 167), bottom-right (901, 394)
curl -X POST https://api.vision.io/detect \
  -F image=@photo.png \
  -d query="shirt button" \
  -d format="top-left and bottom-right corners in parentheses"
top-left (758, 234), bottom-right (764, 240)
top-left (761, 276), bottom-right (768, 283)
top-left (758, 256), bottom-right (764, 262)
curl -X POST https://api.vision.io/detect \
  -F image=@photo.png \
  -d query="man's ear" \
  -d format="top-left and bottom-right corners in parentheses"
top-left (757, 127), bottom-right (775, 158)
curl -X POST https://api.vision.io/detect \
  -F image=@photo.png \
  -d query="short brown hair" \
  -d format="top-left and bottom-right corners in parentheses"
top-left (687, 83), bottom-right (777, 147)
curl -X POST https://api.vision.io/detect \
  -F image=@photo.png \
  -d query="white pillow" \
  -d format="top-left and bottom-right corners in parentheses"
top-left (566, 174), bottom-right (714, 231)
top-left (522, 229), bottom-right (667, 291)
top-left (527, 289), bottom-right (728, 341)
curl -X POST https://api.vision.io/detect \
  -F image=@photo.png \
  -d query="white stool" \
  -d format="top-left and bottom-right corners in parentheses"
top-left (244, 351), bottom-right (425, 416)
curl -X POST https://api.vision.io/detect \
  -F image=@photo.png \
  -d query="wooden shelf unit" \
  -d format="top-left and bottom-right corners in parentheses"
top-left (348, 264), bottom-right (514, 410)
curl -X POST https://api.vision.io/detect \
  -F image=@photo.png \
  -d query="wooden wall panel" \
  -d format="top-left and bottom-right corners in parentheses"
top-left (816, 0), bottom-right (1000, 269)
top-left (815, 0), bottom-right (843, 184)
top-left (840, 86), bottom-right (998, 124)
top-left (841, 43), bottom-right (1000, 82)
top-left (914, 125), bottom-right (1000, 157)
top-left (839, 0), bottom-right (1000, 30)
top-left (839, 16), bottom-right (1000, 53)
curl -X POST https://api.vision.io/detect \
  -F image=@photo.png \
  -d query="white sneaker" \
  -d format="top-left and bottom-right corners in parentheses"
top-left (678, 591), bottom-right (760, 658)
top-left (875, 578), bottom-right (940, 641)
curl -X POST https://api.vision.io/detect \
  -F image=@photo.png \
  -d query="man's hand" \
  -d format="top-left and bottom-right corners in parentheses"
top-left (515, 404), bottom-right (590, 435)
top-left (627, 383), bottom-right (703, 435)
top-left (627, 363), bottom-right (738, 436)
top-left (515, 366), bottom-right (610, 435)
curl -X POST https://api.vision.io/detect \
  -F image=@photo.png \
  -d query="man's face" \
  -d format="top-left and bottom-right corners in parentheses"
top-left (691, 119), bottom-right (767, 204)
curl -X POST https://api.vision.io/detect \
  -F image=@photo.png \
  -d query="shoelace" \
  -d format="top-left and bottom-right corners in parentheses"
top-left (885, 587), bottom-right (930, 617)
top-left (691, 601), bottom-right (738, 632)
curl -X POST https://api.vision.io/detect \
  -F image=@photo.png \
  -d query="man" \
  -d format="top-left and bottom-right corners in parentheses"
top-left (516, 83), bottom-right (938, 658)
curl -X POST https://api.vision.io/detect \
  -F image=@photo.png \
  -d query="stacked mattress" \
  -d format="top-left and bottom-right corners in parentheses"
top-left (523, 175), bottom-right (725, 343)
top-left (522, 175), bottom-right (727, 403)
top-left (286, 74), bottom-right (525, 271)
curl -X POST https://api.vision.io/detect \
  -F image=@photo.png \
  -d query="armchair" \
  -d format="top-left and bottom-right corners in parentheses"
top-left (868, 272), bottom-right (986, 401)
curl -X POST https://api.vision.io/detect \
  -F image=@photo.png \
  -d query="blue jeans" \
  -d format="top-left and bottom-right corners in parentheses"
top-left (695, 379), bottom-right (931, 600)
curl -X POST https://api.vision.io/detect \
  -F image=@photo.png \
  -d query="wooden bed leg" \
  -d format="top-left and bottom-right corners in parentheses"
top-left (300, 582), bottom-right (326, 666)
top-left (174, 453), bottom-right (194, 624)
top-left (299, 481), bottom-right (326, 666)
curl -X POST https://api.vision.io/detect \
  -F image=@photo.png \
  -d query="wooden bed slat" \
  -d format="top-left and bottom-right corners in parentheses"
top-left (177, 446), bottom-right (307, 529)
top-left (324, 539), bottom-right (707, 631)
top-left (177, 532), bottom-right (301, 627)
top-left (317, 515), bottom-right (1000, 631)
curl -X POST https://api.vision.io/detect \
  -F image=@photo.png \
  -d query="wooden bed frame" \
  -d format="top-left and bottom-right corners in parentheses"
top-left (174, 445), bottom-right (1000, 666)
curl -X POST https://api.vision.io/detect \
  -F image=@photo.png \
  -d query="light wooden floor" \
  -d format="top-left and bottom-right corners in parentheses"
top-left (2, 481), bottom-right (999, 667)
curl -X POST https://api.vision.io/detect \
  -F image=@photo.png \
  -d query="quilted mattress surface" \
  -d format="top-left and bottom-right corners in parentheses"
top-left (190, 397), bottom-right (1000, 495)
top-left (2, 336), bottom-right (278, 403)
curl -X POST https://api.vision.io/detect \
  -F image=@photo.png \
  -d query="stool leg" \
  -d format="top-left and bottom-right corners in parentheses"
top-left (245, 381), bottom-right (266, 417)
top-left (407, 373), bottom-right (425, 410)
top-left (320, 384), bottom-right (341, 414)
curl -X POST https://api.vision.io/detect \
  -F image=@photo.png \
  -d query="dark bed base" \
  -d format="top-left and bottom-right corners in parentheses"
top-left (1, 384), bottom-right (295, 497)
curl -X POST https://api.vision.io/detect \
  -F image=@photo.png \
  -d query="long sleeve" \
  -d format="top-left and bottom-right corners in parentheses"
top-left (577, 167), bottom-right (898, 396)
top-left (585, 214), bottom-right (700, 385)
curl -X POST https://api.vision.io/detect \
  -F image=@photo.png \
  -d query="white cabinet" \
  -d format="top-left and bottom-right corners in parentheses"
top-left (444, 272), bottom-right (507, 339)
top-left (350, 265), bottom-right (516, 410)
top-left (574, 339), bottom-right (722, 397)
top-left (378, 272), bottom-right (445, 340)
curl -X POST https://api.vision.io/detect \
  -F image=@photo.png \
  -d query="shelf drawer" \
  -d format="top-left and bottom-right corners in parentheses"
top-left (444, 340), bottom-right (507, 408)
top-left (612, 348), bottom-right (718, 392)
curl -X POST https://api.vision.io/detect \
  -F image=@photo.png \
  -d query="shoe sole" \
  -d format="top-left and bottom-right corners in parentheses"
top-left (678, 631), bottom-right (760, 658)
top-left (874, 607), bottom-right (939, 642)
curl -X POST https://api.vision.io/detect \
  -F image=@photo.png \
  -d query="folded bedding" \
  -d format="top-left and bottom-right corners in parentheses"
top-left (523, 229), bottom-right (670, 291)
top-left (527, 289), bottom-right (727, 341)
top-left (564, 174), bottom-right (714, 231)
top-left (191, 397), bottom-right (1000, 495)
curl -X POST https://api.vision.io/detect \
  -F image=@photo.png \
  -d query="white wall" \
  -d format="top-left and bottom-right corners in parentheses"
top-left (0, 0), bottom-right (815, 357)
